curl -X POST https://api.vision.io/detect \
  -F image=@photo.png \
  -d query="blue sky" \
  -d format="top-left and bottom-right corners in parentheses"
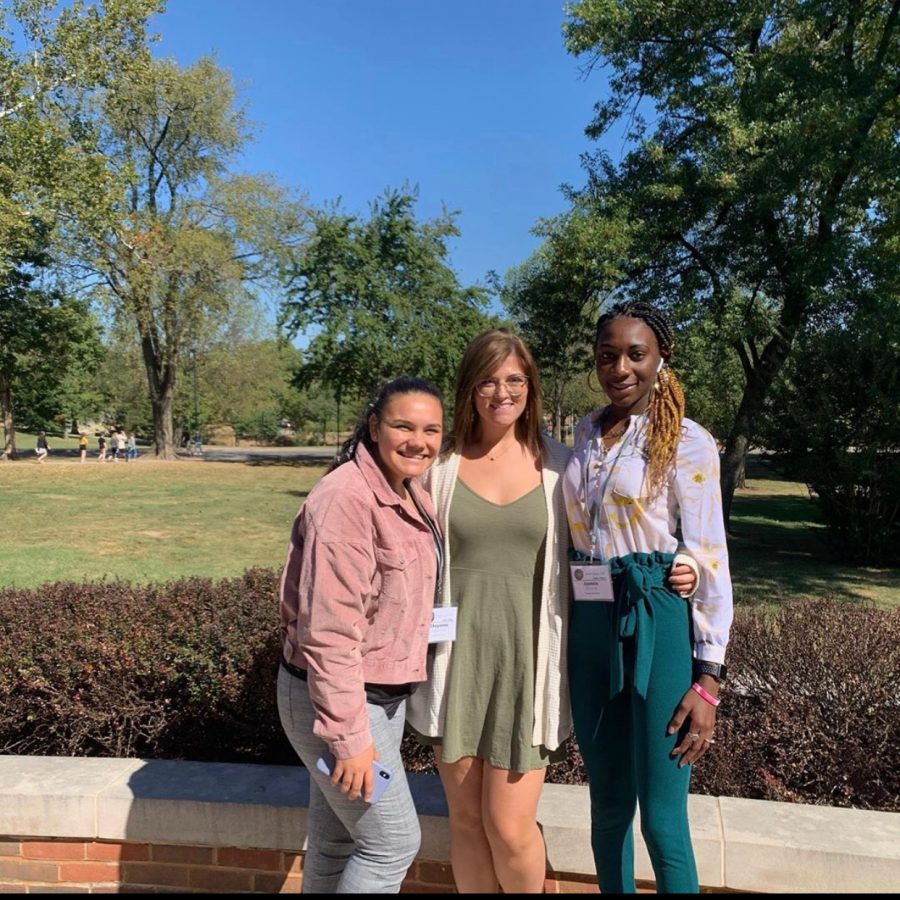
top-left (150, 0), bottom-right (612, 293)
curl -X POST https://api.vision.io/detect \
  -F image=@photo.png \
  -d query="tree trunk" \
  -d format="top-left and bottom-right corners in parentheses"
top-left (720, 430), bottom-right (748, 531)
top-left (139, 330), bottom-right (178, 460)
top-left (721, 297), bottom-right (804, 530)
top-left (151, 388), bottom-right (176, 459)
top-left (0, 375), bottom-right (18, 460)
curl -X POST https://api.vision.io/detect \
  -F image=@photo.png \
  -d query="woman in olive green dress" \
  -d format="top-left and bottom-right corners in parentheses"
top-left (408, 330), bottom-right (698, 893)
top-left (407, 329), bottom-right (569, 893)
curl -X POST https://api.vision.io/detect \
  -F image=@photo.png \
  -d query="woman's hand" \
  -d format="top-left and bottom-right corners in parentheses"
top-left (668, 561), bottom-right (697, 597)
top-left (331, 744), bottom-right (378, 802)
top-left (666, 675), bottom-right (719, 767)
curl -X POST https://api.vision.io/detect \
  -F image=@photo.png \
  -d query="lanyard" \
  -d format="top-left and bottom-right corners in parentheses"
top-left (581, 410), bottom-right (648, 560)
top-left (407, 481), bottom-right (443, 606)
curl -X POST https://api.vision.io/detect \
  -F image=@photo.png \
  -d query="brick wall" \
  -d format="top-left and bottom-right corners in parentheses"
top-left (0, 839), bottom-right (302, 893)
top-left (0, 838), bottom-right (616, 894)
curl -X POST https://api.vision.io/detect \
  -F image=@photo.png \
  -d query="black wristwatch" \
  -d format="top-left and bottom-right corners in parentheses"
top-left (694, 660), bottom-right (727, 683)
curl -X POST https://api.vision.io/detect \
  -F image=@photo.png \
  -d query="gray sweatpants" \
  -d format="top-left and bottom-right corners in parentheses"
top-left (276, 666), bottom-right (421, 893)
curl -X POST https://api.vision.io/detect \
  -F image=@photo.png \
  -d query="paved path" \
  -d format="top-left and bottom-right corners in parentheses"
top-left (178, 444), bottom-right (336, 463)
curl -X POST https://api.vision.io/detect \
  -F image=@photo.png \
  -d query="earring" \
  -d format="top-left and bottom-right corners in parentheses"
top-left (655, 365), bottom-right (669, 393)
top-left (588, 370), bottom-right (602, 394)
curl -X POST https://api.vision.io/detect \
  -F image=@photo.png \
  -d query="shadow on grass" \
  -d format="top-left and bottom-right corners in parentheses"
top-left (728, 487), bottom-right (897, 607)
top-left (244, 455), bottom-right (332, 468)
top-left (731, 493), bottom-right (822, 528)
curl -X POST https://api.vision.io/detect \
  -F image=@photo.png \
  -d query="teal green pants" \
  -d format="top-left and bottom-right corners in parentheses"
top-left (568, 551), bottom-right (698, 893)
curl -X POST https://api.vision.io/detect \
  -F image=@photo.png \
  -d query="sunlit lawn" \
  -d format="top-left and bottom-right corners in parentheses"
top-left (0, 449), bottom-right (896, 607)
top-left (0, 454), bottom-right (324, 588)
top-left (728, 460), bottom-right (898, 609)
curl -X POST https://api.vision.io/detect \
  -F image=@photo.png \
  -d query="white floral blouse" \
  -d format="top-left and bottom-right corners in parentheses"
top-left (563, 409), bottom-right (733, 664)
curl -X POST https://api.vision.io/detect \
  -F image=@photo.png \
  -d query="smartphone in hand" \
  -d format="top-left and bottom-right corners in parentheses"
top-left (315, 750), bottom-right (394, 804)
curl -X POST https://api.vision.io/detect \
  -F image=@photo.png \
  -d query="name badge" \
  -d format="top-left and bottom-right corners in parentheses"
top-left (570, 562), bottom-right (614, 601)
top-left (429, 606), bottom-right (458, 643)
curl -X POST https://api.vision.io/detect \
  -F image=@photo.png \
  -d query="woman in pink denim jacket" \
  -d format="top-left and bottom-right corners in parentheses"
top-left (277, 376), bottom-right (445, 894)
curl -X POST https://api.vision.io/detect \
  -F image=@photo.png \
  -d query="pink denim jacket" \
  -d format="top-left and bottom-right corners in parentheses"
top-left (279, 441), bottom-right (439, 759)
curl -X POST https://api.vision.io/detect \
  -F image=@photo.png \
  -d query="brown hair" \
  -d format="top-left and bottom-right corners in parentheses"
top-left (449, 329), bottom-right (544, 458)
top-left (329, 375), bottom-right (443, 473)
top-left (595, 300), bottom-right (685, 498)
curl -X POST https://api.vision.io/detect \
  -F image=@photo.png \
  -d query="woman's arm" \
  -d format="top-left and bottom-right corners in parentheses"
top-left (671, 426), bottom-right (733, 663)
top-left (667, 425), bottom-right (733, 764)
top-left (299, 537), bottom-right (376, 758)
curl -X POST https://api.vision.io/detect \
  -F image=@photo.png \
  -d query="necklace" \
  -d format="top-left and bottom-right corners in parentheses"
top-left (485, 440), bottom-right (517, 461)
top-left (602, 421), bottom-right (628, 443)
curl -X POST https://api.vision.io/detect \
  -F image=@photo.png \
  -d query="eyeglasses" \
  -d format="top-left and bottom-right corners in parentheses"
top-left (475, 375), bottom-right (530, 398)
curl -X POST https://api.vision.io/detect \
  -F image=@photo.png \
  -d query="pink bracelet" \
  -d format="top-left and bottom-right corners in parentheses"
top-left (691, 682), bottom-right (720, 707)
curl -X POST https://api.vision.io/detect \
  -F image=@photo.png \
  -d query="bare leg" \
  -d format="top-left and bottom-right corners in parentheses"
top-left (482, 763), bottom-right (547, 893)
top-left (435, 748), bottom-right (500, 893)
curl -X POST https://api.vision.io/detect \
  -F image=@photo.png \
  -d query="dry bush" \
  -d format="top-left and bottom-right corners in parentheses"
top-left (0, 569), bottom-right (293, 764)
top-left (2, 575), bottom-right (896, 812)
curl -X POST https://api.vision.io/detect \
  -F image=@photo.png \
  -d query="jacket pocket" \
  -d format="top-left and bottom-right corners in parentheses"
top-left (368, 546), bottom-right (419, 661)
top-left (374, 546), bottom-right (417, 599)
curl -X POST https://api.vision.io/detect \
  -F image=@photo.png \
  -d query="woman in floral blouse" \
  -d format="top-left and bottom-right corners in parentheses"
top-left (563, 300), bottom-right (733, 894)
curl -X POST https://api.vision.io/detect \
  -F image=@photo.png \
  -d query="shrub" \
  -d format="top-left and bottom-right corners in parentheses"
top-left (1, 575), bottom-right (896, 812)
top-left (689, 598), bottom-right (900, 811)
top-left (538, 598), bottom-right (899, 813)
top-left (0, 569), bottom-right (294, 764)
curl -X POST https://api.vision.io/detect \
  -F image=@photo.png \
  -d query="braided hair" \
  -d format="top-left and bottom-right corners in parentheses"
top-left (594, 300), bottom-right (685, 497)
top-left (328, 376), bottom-right (444, 473)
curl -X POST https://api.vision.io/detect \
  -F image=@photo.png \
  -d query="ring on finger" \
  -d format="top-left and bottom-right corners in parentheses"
top-left (686, 732), bottom-right (700, 742)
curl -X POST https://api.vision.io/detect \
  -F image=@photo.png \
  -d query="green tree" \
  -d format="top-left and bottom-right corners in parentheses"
top-left (563, 0), bottom-right (899, 527)
top-left (0, 0), bottom-right (162, 277)
top-left (499, 207), bottom-right (628, 438)
top-left (85, 334), bottom-right (153, 433)
top-left (0, 244), bottom-right (101, 458)
top-left (196, 339), bottom-right (302, 435)
top-left (73, 55), bottom-right (304, 457)
top-left (279, 189), bottom-right (496, 404)
top-left (674, 317), bottom-right (746, 444)
top-left (759, 292), bottom-right (900, 564)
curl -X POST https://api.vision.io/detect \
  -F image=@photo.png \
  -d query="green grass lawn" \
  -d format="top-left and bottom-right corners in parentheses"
top-left (0, 449), bottom-right (896, 607)
top-left (0, 455), bottom-right (325, 587)
top-left (728, 460), bottom-right (898, 608)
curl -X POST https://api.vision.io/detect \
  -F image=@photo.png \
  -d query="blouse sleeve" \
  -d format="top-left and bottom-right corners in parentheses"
top-left (671, 424), bottom-right (733, 664)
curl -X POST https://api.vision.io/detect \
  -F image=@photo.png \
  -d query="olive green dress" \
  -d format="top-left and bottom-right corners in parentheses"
top-left (428, 478), bottom-right (560, 772)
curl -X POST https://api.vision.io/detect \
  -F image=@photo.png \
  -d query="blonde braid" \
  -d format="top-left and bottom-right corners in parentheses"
top-left (645, 364), bottom-right (685, 498)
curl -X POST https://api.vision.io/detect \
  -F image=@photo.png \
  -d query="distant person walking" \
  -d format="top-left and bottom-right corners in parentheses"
top-left (35, 432), bottom-right (49, 463)
top-left (109, 431), bottom-right (120, 461)
top-left (79, 433), bottom-right (88, 463)
top-left (97, 435), bottom-right (107, 462)
top-left (126, 433), bottom-right (138, 461)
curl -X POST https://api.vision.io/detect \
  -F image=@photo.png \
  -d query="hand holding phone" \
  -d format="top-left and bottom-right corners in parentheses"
top-left (316, 750), bottom-right (394, 804)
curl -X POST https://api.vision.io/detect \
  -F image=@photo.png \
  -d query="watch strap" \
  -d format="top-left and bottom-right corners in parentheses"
top-left (694, 660), bottom-right (727, 682)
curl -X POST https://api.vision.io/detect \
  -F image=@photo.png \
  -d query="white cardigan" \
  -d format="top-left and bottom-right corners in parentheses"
top-left (406, 437), bottom-right (573, 751)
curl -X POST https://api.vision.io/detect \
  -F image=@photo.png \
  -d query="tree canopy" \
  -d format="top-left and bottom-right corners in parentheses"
top-left (0, 238), bottom-right (100, 457)
top-left (280, 188), bottom-right (497, 404)
top-left (72, 54), bottom-right (305, 457)
top-left (0, 0), bottom-right (162, 276)
top-left (562, 0), bottom-right (899, 525)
